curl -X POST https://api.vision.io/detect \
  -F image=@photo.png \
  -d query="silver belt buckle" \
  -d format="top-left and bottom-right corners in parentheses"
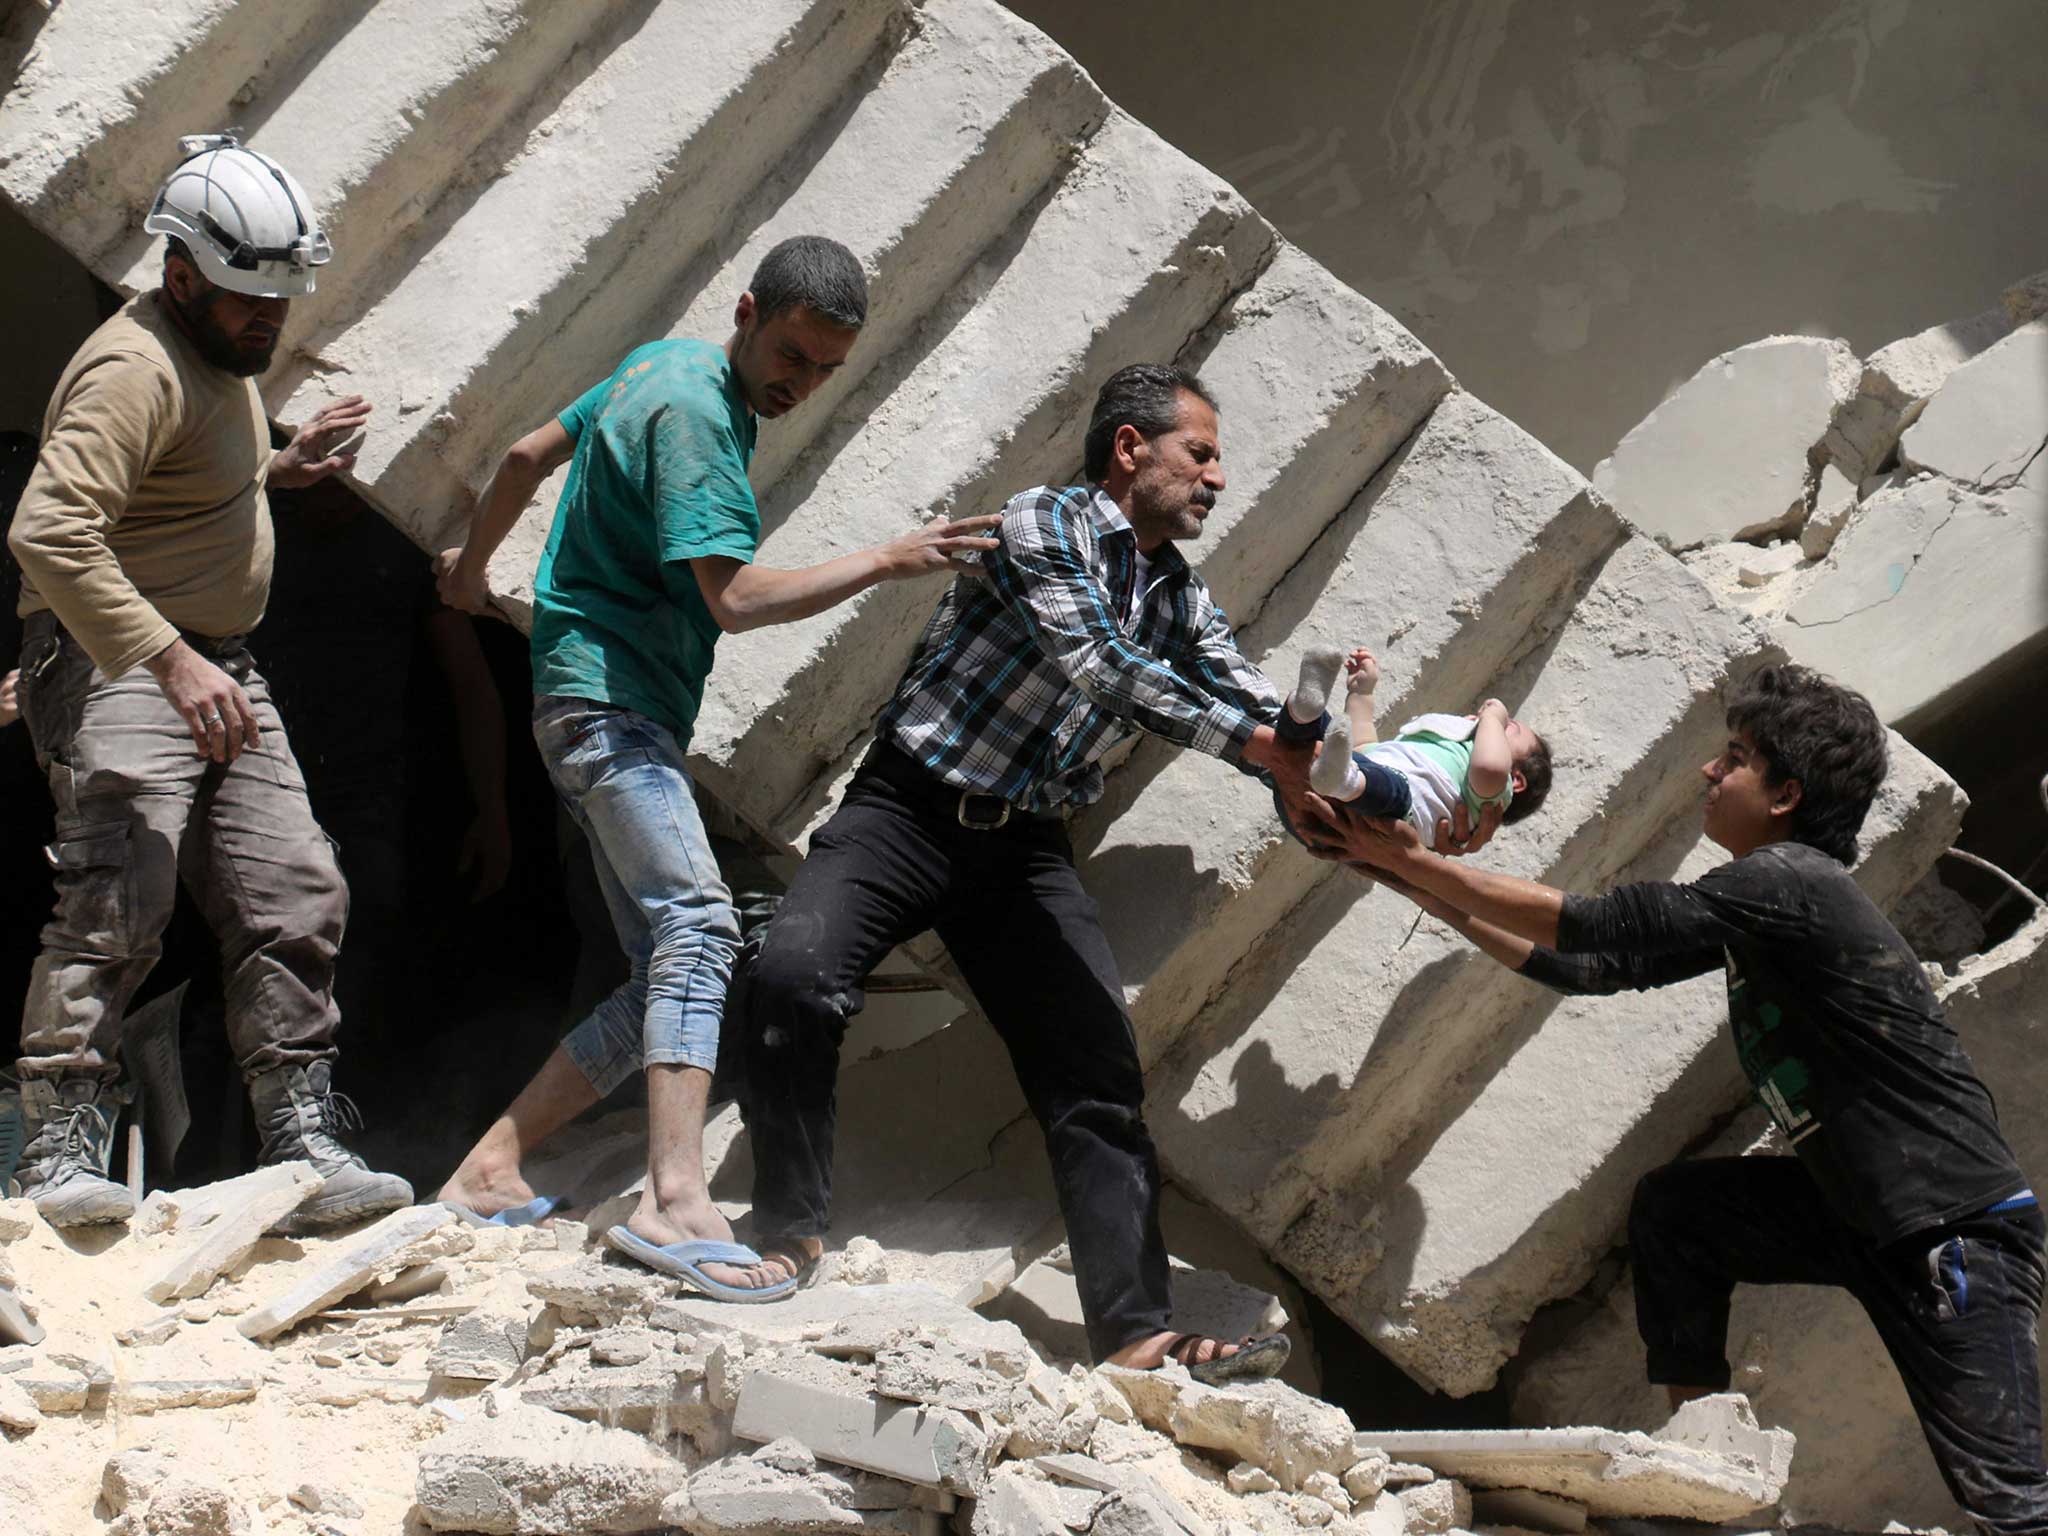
top-left (956, 791), bottom-right (1011, 830)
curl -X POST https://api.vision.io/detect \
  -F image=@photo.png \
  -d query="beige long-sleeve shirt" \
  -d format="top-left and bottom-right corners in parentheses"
top-left (8, 292), bottom-right (274, 677)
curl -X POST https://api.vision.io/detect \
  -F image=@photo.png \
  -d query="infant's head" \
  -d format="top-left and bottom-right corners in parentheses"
top-left (1503, 719), bottom-right (1553, 825)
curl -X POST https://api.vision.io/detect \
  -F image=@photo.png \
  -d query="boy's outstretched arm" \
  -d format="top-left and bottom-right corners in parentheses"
top-left (436, 419), bottom-right (577, 615)
top-left (1468, 697), bottom-right (1512, 804)
top-left (1302, 795), bottom-right (1564, 943)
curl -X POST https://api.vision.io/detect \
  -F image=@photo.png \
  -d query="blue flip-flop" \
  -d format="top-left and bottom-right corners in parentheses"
top-left (443, 1195), bottom-right (567, 1229)
top-left (602, 1226), bottom-right (799, 1304)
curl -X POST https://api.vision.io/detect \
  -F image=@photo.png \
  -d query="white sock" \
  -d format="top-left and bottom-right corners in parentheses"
top-left (1287, 645), bottom-right (1346, 725)
top-left (1311, 717), bottom-right (1368, 800)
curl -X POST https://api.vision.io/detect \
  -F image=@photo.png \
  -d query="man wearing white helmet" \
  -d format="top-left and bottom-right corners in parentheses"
top-left (6, 136), bottom-right (410, 1231)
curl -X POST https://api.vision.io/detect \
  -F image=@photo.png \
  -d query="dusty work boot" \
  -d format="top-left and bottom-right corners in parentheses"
top-left (15, 1074), bottom-right (136, 1227)
top-left (249, 1062), bottom-right (412, 1233)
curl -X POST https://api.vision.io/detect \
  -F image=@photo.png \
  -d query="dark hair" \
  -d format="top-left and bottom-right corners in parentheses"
top-left (748, 235), bottom-right (867, 329)
top-left (1083, 364), bottom-right (1216, 482)
top-left (1503, 732), bottom-right (1553, 825)
top-left (1726, 663), bottom-right (1887, 865)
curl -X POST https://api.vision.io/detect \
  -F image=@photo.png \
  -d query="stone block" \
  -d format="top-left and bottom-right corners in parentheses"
top-left (1099, 1364), bottom-right (1355, 1491)
top-left (971, 1465), bottom-right (1104, 1536)
top-left (134, 1475), bottom-right (249, 1536)
top-left (524, 1255), bottom-right (671, 1328)
top-left (238, 1203), bottom-right (455, 1341)
top-left (415, 1401), bottom-right (687, 1534)
top-left (874, 1327), bottom-right (1028, 1416)
top-left (1370, 1407), bottom-right (1792, 1523)
top-left (672, 1446), bottom-right (925, 1535)
top-left (103, 1447), bottom-right (174, 1514)
top-left (430, 1271), bottom-right (546, 1382)
top-left (519, 1351), bottom-right (715, 1439)
top-left (16, 1364), bottom-right (88, 1412)
top-left (732, 1367), bottom-right (996, 1496)
top-left (1593, 335), bottom-right (1859, 549)
top-left (1779, 472), bottom-right (2048, 728)
top-left (143, 1161), bottom-right (320, 1303)
top-left (1397, 1478), bottom-right (1471, 1534)
top-left (1899, 320), bottom-right (2048, 490)
top-left (1035, 1454), bottom-right (1214, 1536)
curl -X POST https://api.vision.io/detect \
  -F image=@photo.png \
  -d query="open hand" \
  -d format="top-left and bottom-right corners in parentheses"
top-left (883, 514), bottom-right (1003, 578)
top-left (1431, 799), bottom-right (1504, 858)
top-left (0, 669), bottom-right (17, 729)
top-left (270, 396), bottom-right (372, 489)
top-left (1299, 792), bottom-right (1424, 869)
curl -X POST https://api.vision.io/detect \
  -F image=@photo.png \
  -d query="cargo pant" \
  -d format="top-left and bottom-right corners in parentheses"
top-left (14, 612), bottom-right (347, 1081)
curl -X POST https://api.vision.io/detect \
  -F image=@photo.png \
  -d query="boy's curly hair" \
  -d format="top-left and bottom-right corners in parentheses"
top-left (1503, 732), bottom-right (1553, 825)
top-left (1726, 664), bottom-right (1887, 865)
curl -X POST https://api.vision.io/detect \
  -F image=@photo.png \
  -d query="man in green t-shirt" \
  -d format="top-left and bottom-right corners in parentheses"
top-left (433, 237), bottom-right (996, 1297)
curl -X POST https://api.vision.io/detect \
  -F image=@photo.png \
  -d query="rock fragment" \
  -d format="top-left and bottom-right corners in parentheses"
top-left (732, 1361), bottom-right (996, 1496)
top-left (103, 1446), bottom-right (175, 1514)
top-left (0, 1199), bottom-right (36, 1242)
top-left (239, 1203), bottom-right (456, 1340)
top-left (414, 1401), bottom-right (687, 1533)
top-left (429, 1271), bottom-right (546, 1382)
top-left (144, 1161), bottom-right (321, 1303)
top-left (1397, 1477), bottom-right (1471, 1534)
top-left (1099, 1363), bottom-right (1356, 1491)
top-left (0, 1370), bottom-right (41, 1432)
top-left (1799, 462), bottom-right (1859, 559)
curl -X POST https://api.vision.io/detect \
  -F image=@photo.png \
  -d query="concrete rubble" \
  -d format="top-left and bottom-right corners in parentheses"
top-left (0, 2), bottom-right (2033, 1533)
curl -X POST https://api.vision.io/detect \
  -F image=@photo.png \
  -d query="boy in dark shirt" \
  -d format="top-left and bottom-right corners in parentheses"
top-left (1306, 664), bottom-right (2046, 1536)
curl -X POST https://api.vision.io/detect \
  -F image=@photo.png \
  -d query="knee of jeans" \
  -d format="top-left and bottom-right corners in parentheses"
top-left (1629, 1165), bottom-right (1687, 1241)
top-left (748, 948), bottom-right (852, 1045)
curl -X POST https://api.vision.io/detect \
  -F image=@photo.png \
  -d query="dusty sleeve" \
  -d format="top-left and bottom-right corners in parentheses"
top-left (7, 354), bottom-right (180, 677)
top-left (1517, 942), bottom-right (1725, 996)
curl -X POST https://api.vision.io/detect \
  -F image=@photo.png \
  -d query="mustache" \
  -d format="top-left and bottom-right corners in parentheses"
top-left (1189, 487), bottom-right (1218, 510)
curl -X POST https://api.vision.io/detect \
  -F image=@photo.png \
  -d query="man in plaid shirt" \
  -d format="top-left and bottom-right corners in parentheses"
top-left (739, 364), bottom-right (1324, 1380)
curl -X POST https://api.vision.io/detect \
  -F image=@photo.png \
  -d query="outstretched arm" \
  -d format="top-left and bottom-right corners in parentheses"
top-left (435, 419), bottom-right (577, 615)
top-left (688, 514), bottom-right (998, 634)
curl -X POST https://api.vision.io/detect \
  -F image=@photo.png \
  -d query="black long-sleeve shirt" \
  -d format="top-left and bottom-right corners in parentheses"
top-left (1520, 840), bottom-right (2026, 1246)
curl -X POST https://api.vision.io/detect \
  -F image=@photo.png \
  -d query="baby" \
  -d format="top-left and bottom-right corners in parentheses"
top-left (1277, 646), bottom-right (1552, 845)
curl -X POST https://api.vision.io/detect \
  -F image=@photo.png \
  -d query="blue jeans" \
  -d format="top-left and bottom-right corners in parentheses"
top-left (536, 697), bottom-right (740, 1095)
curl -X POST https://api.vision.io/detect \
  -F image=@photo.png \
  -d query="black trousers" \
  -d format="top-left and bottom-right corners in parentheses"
top-left (1632, 1157), bottom-right (2048, 1536)
top-left (743, 757), bottom-right (1172, 1361)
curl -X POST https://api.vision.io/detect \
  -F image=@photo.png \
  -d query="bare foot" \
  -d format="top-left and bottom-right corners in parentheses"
top-left (1106, 1330), bottom-right (1244, 1370)
top-left (625, 1197), bottom-right (819, 1292)
top-left (436, 1163), bottom-right (540, 1220)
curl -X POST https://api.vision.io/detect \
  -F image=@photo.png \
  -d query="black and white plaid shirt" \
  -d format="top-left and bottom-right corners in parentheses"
top-left (874, 484), bottom-right (1282, 812)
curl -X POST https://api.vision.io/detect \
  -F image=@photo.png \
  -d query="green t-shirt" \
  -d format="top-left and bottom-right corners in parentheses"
top-left (530, 339), bottom-right (759, 743)
top-left (1399, 718), bottom-right (1515, 818)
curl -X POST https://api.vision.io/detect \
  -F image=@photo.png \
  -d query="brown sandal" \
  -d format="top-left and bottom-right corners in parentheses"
top-left (1162, 1331), bottom-right (1291, 1385)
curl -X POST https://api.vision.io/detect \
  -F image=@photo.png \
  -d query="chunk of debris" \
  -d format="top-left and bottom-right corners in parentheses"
top-left (971, 1464), bottom-right (1104, 1535)
top-left (733, 1360), bottom-right (997, 1496)
top-left (288, 1484), bottom-right (366, 1519)
top-left (116, 1313), bottom-right (183, 1348)
top-left (131, 1474), bottom-right (249, 1536)
top-left (239, 1203), bottom-right (455, 1341)
top-left (1898, 320), bottom-right (2048, 489)
top-left (1592, 335), bottom-right (1859, 549)
top-left (518, 1349), bottom-right (716, 1440)
top-left (1368, 1395), bottom-right (1794, 1522)
top-left (590, 1326), bottom-right (656, 1366)
top-left (671, 1440), bottom-right (924, 1534)
top-left (525, 1256), bottom-right (670, 1328)
top-left (103, 1446), bottom-right (175, 1514)
top-left (1397, 1476), bottom-right (1471, 1534)
top-left (414, 1401), bottom-right (687, 1533)
top-left (1799, 462), bottom-right (1860, 559)
top-left (1036, 1452), bottom-right (1213, 1536)
top-left (144, 1161), bottom-right (321, 1303)
top-left (1100, 1363), bottom-right (1356, 1491)
top-left (0, 1370), bottom-right (42, 1432)
top-left (0, 1199), bottom-right (36, 1242)
top-left (429, 1271), bottom-right (547, 1382)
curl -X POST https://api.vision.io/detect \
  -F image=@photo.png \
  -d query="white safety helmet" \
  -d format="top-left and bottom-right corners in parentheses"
top-left (144, 134), bottom-right (332, 299)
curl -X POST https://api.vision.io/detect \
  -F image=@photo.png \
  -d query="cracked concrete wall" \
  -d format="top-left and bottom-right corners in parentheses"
top-left (1009, 0), bottom-right (2048, 478)
top-left (0, 0), bottom-right (1970, 1430)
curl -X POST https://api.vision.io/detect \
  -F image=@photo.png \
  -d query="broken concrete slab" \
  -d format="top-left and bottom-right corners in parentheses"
top-left (1035, 1453), bottom-right (1214, 1536)
top-left (1799, 463), bottom-right (1860, 560)
top-left (1593, 336), bottom-right (1859, 550)
top-left (733, 1365), bottom-right (997, 1496)
top-left (143, 1161), bottom-right (320, 1303)
top-left (1368, 1401), bottom-right (1793, 1524)
top-left (1779, 473), bottom-right (2048, 728)
top-left (1899, 320), bottom-right (2048, 490)
top-left (972, 1464), bottom-right (1105, 1535)
top-left (672, 1444), bottom-right (930, 1535)
top-left (658, 1281), bottom-right (1020, 1362)
top-left (429, 1270), bottom-right (547, 1382)
top-left (523, 1255), bottom-right (671, 1328)
top-left (238, 1202), bottom-right (455, 1341)
top-left (519, 1351), bottom-right (715, 1439)
top-left (15, 1363), bottom-right (89, 1413)
top-left (1100, 1364), bottom-right (1356, 1492)
top-left (415, 1401), bottom-right (687, 1534)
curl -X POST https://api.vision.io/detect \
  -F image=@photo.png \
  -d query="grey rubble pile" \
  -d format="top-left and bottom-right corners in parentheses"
top-left (1594, 268), bottom-right (2048, 734)
top-left (0, 1181), bottom-right (1797, 1536)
